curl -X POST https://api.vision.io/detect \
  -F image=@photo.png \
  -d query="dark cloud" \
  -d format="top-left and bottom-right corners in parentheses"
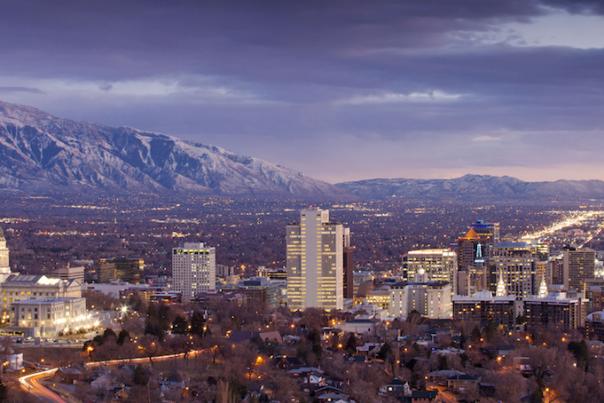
top-left (0, 0), bottom-right (602, 181)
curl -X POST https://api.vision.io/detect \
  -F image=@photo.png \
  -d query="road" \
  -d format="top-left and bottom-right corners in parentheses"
top-left (19, 348), bottom-right (207, 402)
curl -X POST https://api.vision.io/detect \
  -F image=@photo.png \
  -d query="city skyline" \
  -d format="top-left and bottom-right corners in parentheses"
top-left (0, 1), bottom-right (603, 182)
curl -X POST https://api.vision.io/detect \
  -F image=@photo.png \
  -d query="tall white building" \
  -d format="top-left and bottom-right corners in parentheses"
top-left (172, 242), bottom-right (216, 301)
top-left (286, 208), bottom-right (344, 311)
top-left (0, 227), bottom-right (11, 283)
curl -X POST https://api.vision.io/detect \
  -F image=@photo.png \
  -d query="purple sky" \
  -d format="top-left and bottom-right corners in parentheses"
top-left (1, 0), bottom-right (603, 183)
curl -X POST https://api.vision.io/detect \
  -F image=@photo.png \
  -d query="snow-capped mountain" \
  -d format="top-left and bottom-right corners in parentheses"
top-left (0, 100), bottom-right (338, 197)
top-left (336, 174), bottom-right (604, 202)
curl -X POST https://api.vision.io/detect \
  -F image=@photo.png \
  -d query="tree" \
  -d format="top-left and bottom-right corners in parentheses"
top-left (190, 311), bottom-right (207, 336)
top-left (307, 329), bottom-right (322, 360)
top-left (344, 333), bottom-right (358, 354)
top-left (133, 365), bottom-right (150, 385)
top-left (568, 340), bottom-right (589, 370)
top-left (172, 316), bottom-right (189, 335)
top-left (0, 381), bottom-right (7, 402)
top-left (117, 329), bottom-right (130, 346)
top-left (102, 328), bottom-right (117, 343)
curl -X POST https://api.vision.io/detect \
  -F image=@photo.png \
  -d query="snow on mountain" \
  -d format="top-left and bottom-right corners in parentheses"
top-left (336, 174), bottom-right (604, 202)
top-left (0, 100), bottom-right (338, 197)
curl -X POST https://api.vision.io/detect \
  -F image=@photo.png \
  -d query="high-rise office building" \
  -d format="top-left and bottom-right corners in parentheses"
top-left (562, 246), bottom-right (595, 294)
top-left (404, 249), bottom-right (457, 289)
top-left (471, 220), bottom-right (500, 244)
top-left (0, 227), bottom-right (11, 283)
top-left (489, 242), bottom-right (535, 298)
top-left (172, 242), bottom-right (216, 302)
top-left (343, 227), bottom-right (355, 300)
top-left (286, 208), bottom-right (345, 311)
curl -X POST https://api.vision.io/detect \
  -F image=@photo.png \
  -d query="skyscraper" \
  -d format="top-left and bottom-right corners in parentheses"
top-left (286, 208), bottom-right (344, 311)
top-left (343, 227), bottom-right (355, 300)
top-left (562, 246), bottom-right (596, 295)
top-left (489, 242), bottom-right (535, 298)
top-left (404, 249), bottom-right (457, 288)
top-left (172, 242), bottom-right (216, 302)
top-left (0, 227), bottom-right (11, 283)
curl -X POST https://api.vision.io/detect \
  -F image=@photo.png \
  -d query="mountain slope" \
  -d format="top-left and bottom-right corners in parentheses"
top-left (0, 100), bottom-right (338, 197)
top-left (336, 174), bottom-right (604, 202)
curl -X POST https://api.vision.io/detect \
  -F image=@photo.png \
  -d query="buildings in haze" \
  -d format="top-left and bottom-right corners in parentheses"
top-left (489, 242), bottom-right (535, 298)
top-left (96, 257), bottom-right (145, 283)
top-left (172, 242), bottom-right (216, 302)
top-left (53, 265), bottom-right (86, 283)
top-left (404, 249), bottom-right (457, 288)
top-left (562, 246), bottom-right (595, 295)
top-left (286, 208), bottom-right (345, 311)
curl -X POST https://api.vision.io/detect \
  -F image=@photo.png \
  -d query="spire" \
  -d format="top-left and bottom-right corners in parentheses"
top-left (496, 270), bottom-right (507, 297)
top-left (538, 276), bottom-right (548, 298)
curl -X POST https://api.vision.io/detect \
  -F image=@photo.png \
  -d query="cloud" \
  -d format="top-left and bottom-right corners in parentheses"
top-left (472, 135), bottom-right (503, 142)
top-left (336, 90), bottom-right (464, 105)
top-left (0, 86), bottom-right (45, 94)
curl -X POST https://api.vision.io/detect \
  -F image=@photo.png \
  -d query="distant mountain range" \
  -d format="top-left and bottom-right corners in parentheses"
top-left (0, 100), bottom-right (338, 198)
top-left (336, 175), bottom-right (604, 202)
top-left (2, 99), bottom-right (604, 203)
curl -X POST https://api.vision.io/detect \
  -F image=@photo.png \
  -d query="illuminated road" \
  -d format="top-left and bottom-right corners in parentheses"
top-left (19, 349), bottom-right (207, 402)
top-left (18, 368), bottom-right (65, 403)
top-left (520, 210), bottom-right (604, 243)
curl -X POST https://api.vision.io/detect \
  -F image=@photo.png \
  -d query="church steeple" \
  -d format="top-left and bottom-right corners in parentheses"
top-left (496, 270), bottom-right (507, 297)
top-left (538, 276), bottom-right (548, 298)
top-left (0, 226), bottom-right (11, 283)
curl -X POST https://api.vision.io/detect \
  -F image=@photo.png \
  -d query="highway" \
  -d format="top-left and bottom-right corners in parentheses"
top-left (19, 349), bottom-right (207, 402)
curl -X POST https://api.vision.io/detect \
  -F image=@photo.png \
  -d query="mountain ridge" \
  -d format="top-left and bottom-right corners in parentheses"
top-left (0, 100), bottom-right (339, 198)
top-left (335, 174), bottom-right (604, 202)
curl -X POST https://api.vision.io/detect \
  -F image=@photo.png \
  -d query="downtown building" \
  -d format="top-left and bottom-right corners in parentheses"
top-left (286, 208), bottom-right (346, 311)
top-left (523, 291), bottom-right (584, 332)
top-left (0, 227), bottom-right (97, 336)
top-left (562, 246), bottom-right (595, 295)
top-left (172, 242), bottom-right (216, 302)
top-left (0, 227), bottom-right (11, 283)
top-left (452, 291), bottom-right (517, 328)
top-left (389, 281), bottom-right (452, 320)
top-left (489, 242), bottom-right (536, 298)
top-left (404, 249), bottom-right (458, 290)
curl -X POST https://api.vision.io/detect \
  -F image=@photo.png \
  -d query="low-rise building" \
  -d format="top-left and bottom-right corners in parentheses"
top-left (238, 277), bottom-right (283, 308)
top-left (53, 265), bottom-right (86, 283)
top-left (0, 274), bottom-right (82, 313)
top-left (452, 291), bottom-right (517, 328)
top-left (337, 319), bottom-right (377, 335)
top-left (523, 292), bottom-right (584, 332)
top-left (586, 311), bottom-right (604, 341)
top-left (10, 297), bottom-right (98, 337)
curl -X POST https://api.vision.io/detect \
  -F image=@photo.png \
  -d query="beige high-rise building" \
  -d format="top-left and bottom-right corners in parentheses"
top-left (562, 247), bottom-right (595, 295)
top-left (286, 208), bottom-right (344, 311)
top-left (490, 242), bottom-right (535, 298)
top-left (405, 249), bottom-right (458, 290)
top-left (0, 227), bottom-right (11, 283)
top-left (172, 242), bottom-right (216, 302)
